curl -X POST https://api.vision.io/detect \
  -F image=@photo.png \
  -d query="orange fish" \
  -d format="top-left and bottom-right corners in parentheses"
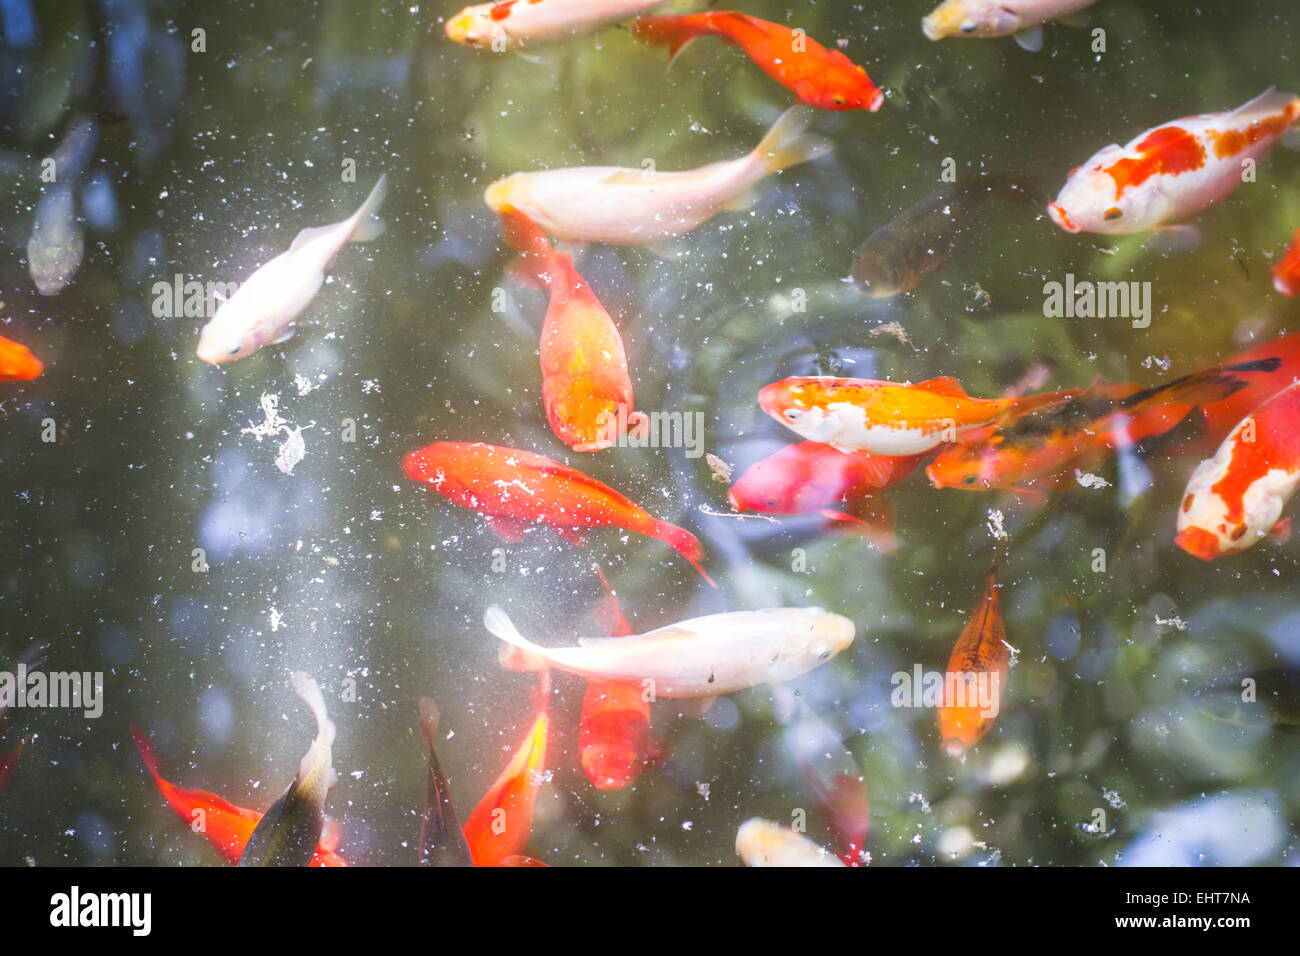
top-left (1198, 333), bottom-right (1300, 438)
top-left (632, 11), bottom-right (883, 112)
top-left (130, 726), bottom-right (346, 866)
top-left (759, 375), bottom-right (1077, 456)
top-left (498, 206), bottom-right (636, 452)
top-left (937, 563), bottom-right (1010, 757)
top-left (579, 566), bottom-right (653, 790)
top-left (403, 441), bottom-right (715, 585)
top-left (926, 360), bottom-right (1281, 493)
top-left (0, 334), bottom-right (42, 382)
top-left (463, 674), bottom-right (550, 866)
top-left (1273, 227), bottom-right (1300, 298)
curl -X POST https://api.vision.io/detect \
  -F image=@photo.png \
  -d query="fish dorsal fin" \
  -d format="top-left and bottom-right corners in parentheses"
top-left (601, 169), bottom-right (655, 186)
top-left (288, 224), bottom-right (336, 254)
top-left (912, 376), bottom-right (970, 398)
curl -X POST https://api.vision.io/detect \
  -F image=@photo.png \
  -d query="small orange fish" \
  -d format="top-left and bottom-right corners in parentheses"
top-left (1272, 226), bottom-right (1300, 298)
top-left (759, 375), bottom-right (1076, 455)
top-left (579, 566), bottom-right (653, 790)
top-left (463, 674), bottom-right (550, 866)
top-left (498, 206), bottom-right (636, 452)
top-left (131, 726), bottom-right (346, 866)
top-left (937, 563), bottom-right (1010, 757)
top-left (0, 334), bottom-right (42, 382)
top-left (403, 441), bottom-right (715, 585)
top-left (632, 11), bottom-right (883, 111)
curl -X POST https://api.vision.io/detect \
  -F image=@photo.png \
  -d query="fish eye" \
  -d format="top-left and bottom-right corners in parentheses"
top-left (960, 19), bottom-right (977, 33)
top-left (963, 475), bottom-right (978, 485)
top-left (783, 409), bottom-right (803, 422)
top-left (817, 648), bottom-right (833, 661)
top-left (1104, 207), bottom-right (1123, 221)
top-left (832, 95), bottom-right (846, 106)
top-left (227, 344), bottom-right (241, 356)
top-left (765, 498), bottom-right (779, 507)
top-left (1230, 524), bottom-right (1247, 541)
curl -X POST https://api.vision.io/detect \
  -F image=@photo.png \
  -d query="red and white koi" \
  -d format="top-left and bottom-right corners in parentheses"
top-left (1176, 381), bottom-right (1300, 561)
top-left (1048, 88), bottom-right (1300, 236)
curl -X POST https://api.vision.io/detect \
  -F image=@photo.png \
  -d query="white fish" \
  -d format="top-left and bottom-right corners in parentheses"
top-left (483, 106), bottom-right (830, 245)
top-left (735, 818), bottom-right (846, 867)
top-left (446, 0), bottom-right (666, 50)
top-left (197, 175), bottom-right (387, 364)
top-left (27, 182), bottom-right (84, 296)
top-left (483, 604), bottom-right (854, 698)
top-left (922, 0), bottom-right (1099, 51)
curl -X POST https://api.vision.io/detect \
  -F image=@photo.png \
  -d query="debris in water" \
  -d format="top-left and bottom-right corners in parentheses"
top-left (1074, 469), bottom-right (1111, 489)
top-left (705, 453), bottom-right (733, 485)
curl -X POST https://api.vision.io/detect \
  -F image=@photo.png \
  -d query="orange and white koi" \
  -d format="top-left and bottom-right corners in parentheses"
top-left (758, 375), bottom-right (1076, 455)
top-left (1176, 381), bottom-right (1300, 561)
top-left (498, 206), bottom-right (636, 452)
top-left (1199, 332), bottom-right (1300, 438)
top-left (579, 566), bottom-right (653, 790)
top-left (446, 0), bottom-right (666, 50)
top-left (484, 604), bottom-right (855, 697)
top-left (0, 334), bottom-right (42, 382)
top-left (130, 726), bottom-right (346, 866)
top-left (402, 441), bottom-right (714, 584)
top-left (462, 674), bottom-right (550, 866)
top-left (1272, 226), bottom-right (1300, 298)
top-left (484, 106), bottom-right (829, 244)
top-left (937, 563), bottom-right (1009, 757)
top-left (632, 11), bottom-right (883, 111)
top-left (923, 0), bottom-right (1098, 52)
top-left (1048, 88), bottom-right (1300, 236)
top-left (735, 818), bottom-right (846, 867)
top-left (196, 175), bottom-right (386, 364)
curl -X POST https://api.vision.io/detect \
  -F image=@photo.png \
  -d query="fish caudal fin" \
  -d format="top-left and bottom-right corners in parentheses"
top-left (630, 15), bottom-right (706, 66)
top-left (290, 671), bottom-right (336, 786)
top-left (484, 605), bottom-right (550, 672)
top-left (348, 173), bottom-right (389, 243)
top-left (754, 106), bottom-right (832, 174)
top-left (650, 519), bottom-right (716, 587)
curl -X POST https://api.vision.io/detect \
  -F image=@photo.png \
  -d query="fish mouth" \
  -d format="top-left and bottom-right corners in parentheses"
top-left (921, 14), bottom-right (947, 41)
top-left (1047, 202), bottom-right (1081, 233)
top-left (867, 89), bottom-right (885, 112)
top-left (924, 463), bottom-right (946, 489)
top-left (1175, 525), bottom-right (1223, 561)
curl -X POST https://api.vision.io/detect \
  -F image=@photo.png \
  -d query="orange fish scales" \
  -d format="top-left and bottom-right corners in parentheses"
top-left (1209, 109), bottom-right (1294, 160)
top-left (1104, 126), bottom-right (1205, 197)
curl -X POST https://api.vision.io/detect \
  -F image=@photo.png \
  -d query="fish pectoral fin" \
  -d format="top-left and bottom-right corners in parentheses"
top-left (677, 696), bottom-right (716, 719)
top-left (1149, 223), bottom-right (1202, 254)
top-left (288, 223), bottom-right (338, 254)
top-left (721, 188), bottom-right (758, 213)
top-left (1270, 516), bottom-right (1292, 543)
top-left (646, 239), bottom-right (689, 261)
top-left (553, 525), bottom-right (587, 546)
top-left (821, 500), bottom-right (898, 554)
top-left (912, 375), bottom-right (970, 398)
top-left (271, 326), bottom-right (295, 345)
top-left (1012, 24), bottom-right (1044, 52)
top-left (485, 514), bottom-right (530, 542)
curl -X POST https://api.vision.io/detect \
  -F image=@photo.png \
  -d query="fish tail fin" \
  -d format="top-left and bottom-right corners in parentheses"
top-left (290, 671), bottom-right (336, 784)
top-left (1127, 358), bottom-right (1282, 412)
top-left (650, 520), bottom-right (716, 587)
top-left (630, 15), bottom-right (708, 65)
top-left (484, 605), bottom-right (549, 672)
top-left (1004, 386), bottom-right (1081, 417)
top-left (129, 724), bottom-right (164, 781)
top-left (348, 173), bottom-right (388, 243)
top-left (754, 105), bottom-right (832, 174)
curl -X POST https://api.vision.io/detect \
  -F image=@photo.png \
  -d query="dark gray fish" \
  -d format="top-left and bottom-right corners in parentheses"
top-left (418, 698), bottom-right (473, 867)
top-left (848, 173), bottom-right (1034, 298)
top-left (238, 673), bottom-right (337, 867)
top-left (1192, 667), bottom-right (1300, 730)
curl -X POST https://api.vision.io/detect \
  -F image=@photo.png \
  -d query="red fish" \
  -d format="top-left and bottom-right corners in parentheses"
top-left (937, 563), bottom-right (1009, 757)
top-left (632, 11), bottom-right (883, 112)
top-left (463, 674), bottom-right (551, 866)
top-left (1198, 333), bottom-right (1300, 438)
top-left (403, 441), bottom-right (715, 585)
top-left (130, 726), bottom-right (346, 866)
top-left (0, 334), bottom-right (42, 382)
top-left (579, 566), bottom-right (653, 790)
top-left (1177, 381), bottom-right (1300, 561)
top-left (1274, 227), bottom-right (1300, 298)
top-left (498, 205), bottom-right (637, 452)
top-left (727, 440), bottom-right (924, 551)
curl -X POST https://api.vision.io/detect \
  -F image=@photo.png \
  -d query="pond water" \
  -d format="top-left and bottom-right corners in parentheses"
top-left (1, 0), bottom-right (1298, 867)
